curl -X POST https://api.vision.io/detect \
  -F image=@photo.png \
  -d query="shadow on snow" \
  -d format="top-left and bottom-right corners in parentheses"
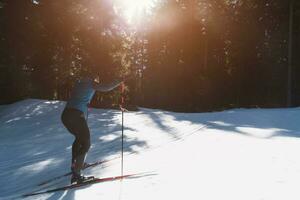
top-left (0, 100), bottom-right (300, 199)
top-left (0, 99), bottom-right (145, 199)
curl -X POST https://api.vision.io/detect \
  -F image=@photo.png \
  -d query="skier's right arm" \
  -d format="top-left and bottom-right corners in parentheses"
top-left (92, 80), bottom-right (122, 92)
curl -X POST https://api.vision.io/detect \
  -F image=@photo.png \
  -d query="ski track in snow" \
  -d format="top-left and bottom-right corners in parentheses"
top-left (1, 99), bottom-right (300, 200)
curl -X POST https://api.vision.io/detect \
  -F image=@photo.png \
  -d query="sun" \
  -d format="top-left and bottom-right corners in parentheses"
top-left (113, 0), bottom-right (159, 26)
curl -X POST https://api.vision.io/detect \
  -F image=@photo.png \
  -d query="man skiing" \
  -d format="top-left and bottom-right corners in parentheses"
top-left (61, 73), bottom-right (122, 184)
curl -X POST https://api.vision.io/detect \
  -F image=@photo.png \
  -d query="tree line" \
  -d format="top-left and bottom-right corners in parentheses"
top-left (0, 0), bottom-right (299, 112)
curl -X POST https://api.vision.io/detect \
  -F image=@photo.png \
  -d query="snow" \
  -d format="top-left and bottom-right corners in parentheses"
top-left (1, 99), bottom-right (300, 200)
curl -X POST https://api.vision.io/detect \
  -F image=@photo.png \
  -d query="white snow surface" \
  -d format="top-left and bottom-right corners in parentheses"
top-left (1, 99), bottom-right (300, 200)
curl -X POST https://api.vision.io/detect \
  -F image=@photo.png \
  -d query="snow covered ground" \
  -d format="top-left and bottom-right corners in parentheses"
top-left (1, 99), bottom-right (300, 200)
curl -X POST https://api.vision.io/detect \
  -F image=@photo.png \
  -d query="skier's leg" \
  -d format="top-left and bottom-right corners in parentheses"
top-left (70, 119), bottom-right (91, 184)
top-left (61, 108), bottom-right (90, 174)
top-left (71, 138), bottom-right (81, 170)
top-left (62, 109), bottom-right (93, 183)
top-left (72, 116), bottom-right (91, 175)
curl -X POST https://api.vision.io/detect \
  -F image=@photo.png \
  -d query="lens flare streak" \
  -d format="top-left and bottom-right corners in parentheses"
top-left (113, 0), bottom-right (159, 25)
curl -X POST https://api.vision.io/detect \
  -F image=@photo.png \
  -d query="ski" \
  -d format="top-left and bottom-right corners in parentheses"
top-left (36, 159), bottom-right (109, 186)
top-left (23, 174), bottom-right (138, 197)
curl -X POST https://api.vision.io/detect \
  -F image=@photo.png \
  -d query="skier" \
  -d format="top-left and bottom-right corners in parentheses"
top-left (61, 73), bottom-right (122, 184)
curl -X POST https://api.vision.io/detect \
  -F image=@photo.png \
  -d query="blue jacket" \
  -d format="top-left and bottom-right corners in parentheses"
top-left (66, 78), bottom-right (120, 116)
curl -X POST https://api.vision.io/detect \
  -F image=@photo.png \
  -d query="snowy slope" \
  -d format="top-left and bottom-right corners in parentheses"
top-left (1, 99), bottom-right (300, 200)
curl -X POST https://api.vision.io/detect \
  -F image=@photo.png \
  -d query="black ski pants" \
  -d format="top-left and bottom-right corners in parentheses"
top-left (61, 108), bottom-right (91, 174)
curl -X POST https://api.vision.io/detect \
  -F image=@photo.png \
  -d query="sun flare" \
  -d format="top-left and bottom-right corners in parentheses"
top-left (113, 0), bottom-right (159, 25)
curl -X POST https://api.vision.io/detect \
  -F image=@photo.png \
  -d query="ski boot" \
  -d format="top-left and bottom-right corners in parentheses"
top-left (71, 172), bottom-right (94, 184)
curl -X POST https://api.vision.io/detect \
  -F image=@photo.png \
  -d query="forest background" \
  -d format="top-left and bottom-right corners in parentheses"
top-left (0, 0), bottom-right (299, 112)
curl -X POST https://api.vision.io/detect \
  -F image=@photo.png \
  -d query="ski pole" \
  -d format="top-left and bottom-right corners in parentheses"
top-left (119, 82), bottom-right (125, 176)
